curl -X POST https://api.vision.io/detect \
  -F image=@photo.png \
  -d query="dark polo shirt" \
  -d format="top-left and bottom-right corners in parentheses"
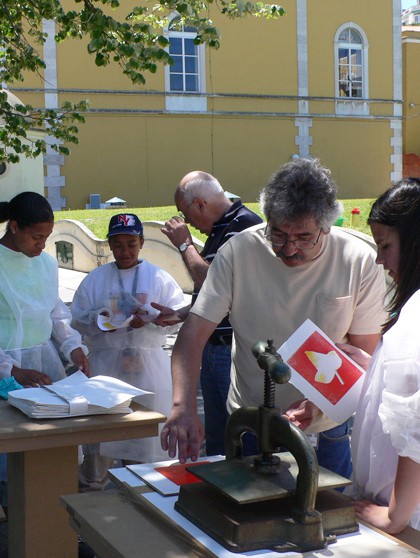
top-left (192, 200), bottom-right (263, 345)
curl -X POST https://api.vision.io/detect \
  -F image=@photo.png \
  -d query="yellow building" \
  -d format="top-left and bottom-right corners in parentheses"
top-left (8, 0), bottom-right (404, 209)
top-left (402, 25), bottom-right (420, 176)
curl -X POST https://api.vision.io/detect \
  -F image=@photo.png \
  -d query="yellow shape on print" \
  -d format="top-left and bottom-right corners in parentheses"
top-left (305, 350), bottom-right (344, 385)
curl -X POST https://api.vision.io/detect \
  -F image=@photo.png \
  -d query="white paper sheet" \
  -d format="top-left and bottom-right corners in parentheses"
top-left (97, 314), bottom-right (134, 331)
top-left (7, 371), bottom-right (153, 418)
top-left (108, 467), bottom-right (146, 487)
top-left (127, 456), bottom-right (224, 495)
top-left (97, 303), bottom-right (162, 330)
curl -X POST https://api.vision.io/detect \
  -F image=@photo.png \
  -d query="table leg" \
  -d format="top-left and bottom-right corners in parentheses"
top-left (8, 445), bottom-right (79, 558)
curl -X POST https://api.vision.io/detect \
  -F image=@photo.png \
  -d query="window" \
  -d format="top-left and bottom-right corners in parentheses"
top-left (168, 22), bottom-right (200, 93)
top-left (338, 28), bottom-right (363, 98)
top-left (334, 23), bottom-right (369, 115)
top-left (165, 16), bottom-right (206, 112)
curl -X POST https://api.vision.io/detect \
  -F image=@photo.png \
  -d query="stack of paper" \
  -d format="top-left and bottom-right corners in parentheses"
top-left (7, 371), bottom-right (152, 419)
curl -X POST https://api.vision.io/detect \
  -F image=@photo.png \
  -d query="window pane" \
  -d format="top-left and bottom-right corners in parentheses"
top-left (339, 64), bottom-right (349, 80)
top-left (171, 56), bottom-right (183, 73)
top-left (339, 81), bottom-right (350, 97)
top-left (351, 66), bottom-right (362, 80)
top-left (186, 74), bottom-right (199, 92)
top-left (350, 29), bottom-right (362, 44)
top-left (184, 25), bottom-right (197, 33)
top-left (170, 74), bottom-right (184, 91)
top-left (184, 38), bottom-right (197, 56)
top-left (352, 82), bottom-right (363, 98)
top-left (339, 49), bottom-right (349, 64)
top-left (169, 38), bottom-right (182, 55)
top-left (351, 49), bottom-right (362, 65)
top-left (339, 29), bottom-right (349, 42)
top-left (185, 56), bottom-right (198, 73)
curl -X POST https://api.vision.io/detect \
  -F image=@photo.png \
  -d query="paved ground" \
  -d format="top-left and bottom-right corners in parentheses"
top-left (58, 267), bottom-right (88, 305)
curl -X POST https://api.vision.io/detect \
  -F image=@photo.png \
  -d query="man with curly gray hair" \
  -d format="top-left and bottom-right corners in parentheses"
top-left (161, 158), bottom-right (387, 480)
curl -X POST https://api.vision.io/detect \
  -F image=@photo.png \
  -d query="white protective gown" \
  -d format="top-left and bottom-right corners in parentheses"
top-left (0, 244), bottom-right (85, 381)
top-left (349, 289), bottom-right (420, 530)
top-left (0, 244), bottom-right (86, 490)
top-left (71, 259), bottom-right (185, 462)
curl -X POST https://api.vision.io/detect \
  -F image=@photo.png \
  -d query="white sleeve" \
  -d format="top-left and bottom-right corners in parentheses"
top-left (0, 350), bottom-right (18, 379)
top-left (50, 297), bottom-right (88, 362)
top-left (70, 273), bottom-right (111, 337)
top-left (379, 298), bottom-right (420, 463)
top-left (156, 271), bottom-right (186, 309)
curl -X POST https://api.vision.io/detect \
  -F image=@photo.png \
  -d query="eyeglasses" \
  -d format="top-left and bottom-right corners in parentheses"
top-left (178, 199), bottom-right (195, 220)
top-left (264, 226), bottom-right (322, 249)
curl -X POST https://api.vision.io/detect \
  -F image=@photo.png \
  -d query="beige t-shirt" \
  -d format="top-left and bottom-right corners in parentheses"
top-left (191, 224), bottom-right (387, 431)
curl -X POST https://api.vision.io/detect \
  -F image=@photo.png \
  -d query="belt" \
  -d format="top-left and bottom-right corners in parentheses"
top-left (207, 333), bottom-right (233, 346)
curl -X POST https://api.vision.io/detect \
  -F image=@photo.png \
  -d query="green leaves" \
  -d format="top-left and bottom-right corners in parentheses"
top-left (0, 94), bottom-right (88, 162)
top-left (0, 0), bottom-right (285, 162)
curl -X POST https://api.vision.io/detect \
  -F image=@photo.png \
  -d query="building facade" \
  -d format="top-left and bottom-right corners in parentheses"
top-left (402, 25), bottom-right (420, 176)
top-left (8, 0), bottom-right (404, 209)
top-left (402, 3), bottom-right (420, 25)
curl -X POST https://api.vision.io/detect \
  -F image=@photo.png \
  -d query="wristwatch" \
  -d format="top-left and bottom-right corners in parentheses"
top-left (179, 242), bottom-right (190, 253)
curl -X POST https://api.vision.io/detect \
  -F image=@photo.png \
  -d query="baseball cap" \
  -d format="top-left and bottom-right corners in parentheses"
top-left (107, 214), bottom-right (143, 237)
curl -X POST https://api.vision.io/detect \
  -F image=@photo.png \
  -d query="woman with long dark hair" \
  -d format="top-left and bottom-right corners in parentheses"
top-left (340, 178), bottom-right (420, 533)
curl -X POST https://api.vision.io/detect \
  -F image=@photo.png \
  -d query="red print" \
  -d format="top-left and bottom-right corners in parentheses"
top-left (118, 214), bottom-right (134, 227)
top-left (286, 331), bottom-right (362, 405)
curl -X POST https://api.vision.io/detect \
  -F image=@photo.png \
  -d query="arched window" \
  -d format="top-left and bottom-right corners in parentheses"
top-left (335, 23), bottom-right (368, 100)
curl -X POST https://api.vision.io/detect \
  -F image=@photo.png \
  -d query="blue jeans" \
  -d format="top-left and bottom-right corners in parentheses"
top-left (240, 420), bottom-right (352, 481)
top-left (200, 343), bottom-right (231, 456)
top-left (316, 420), bottom-right (352, 480)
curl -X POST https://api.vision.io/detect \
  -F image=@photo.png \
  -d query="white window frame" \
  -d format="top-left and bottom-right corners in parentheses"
top-left (334, 22), bottom-right (369, 116)
top-left (164, 16), bottom-right (207, 112)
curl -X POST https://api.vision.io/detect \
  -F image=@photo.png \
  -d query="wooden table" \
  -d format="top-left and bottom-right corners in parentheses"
top-left (0, 399), bottom-right (165, 558)
top-left (62, 486), bottom-right (420, 558)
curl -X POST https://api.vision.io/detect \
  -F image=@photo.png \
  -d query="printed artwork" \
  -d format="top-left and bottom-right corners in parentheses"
top-left (278, 319), bottom-right (366, 423)
top-left (286, 330), bottom-right (363, 405)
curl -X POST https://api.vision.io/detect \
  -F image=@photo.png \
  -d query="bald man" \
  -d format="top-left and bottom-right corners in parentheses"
top-left (161, 171), bottom-right (262, 455)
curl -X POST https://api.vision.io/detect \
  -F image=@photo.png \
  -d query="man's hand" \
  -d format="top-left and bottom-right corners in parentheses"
top-left (161, 216), bottom-right (193, 249)
top-left (160, 407), bottom-right (204, 463)
top-left (336, 342), bottom-right (371, 371)
top-left (11, 366), bottom-right (52, 387)
top-left (130, 307), bottom-right (149, 329)
top-left (150, 302), bottom-right (189, 326)
top-left (70, 347), bottom-right (90, 377)
top-left (283, 399), bottom-right (322, 430)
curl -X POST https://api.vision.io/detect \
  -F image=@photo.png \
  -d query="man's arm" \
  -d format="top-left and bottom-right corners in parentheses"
top-left (161, 312), bottom-right (218, 462)
top-left (161, 216), bottom-right (209, 287)
top-left (151, 302), bottom-right (191, 326)
top-left (348, 332), bottom-right (381, 356)
top-left (179, 243), bottom-right (209, 287)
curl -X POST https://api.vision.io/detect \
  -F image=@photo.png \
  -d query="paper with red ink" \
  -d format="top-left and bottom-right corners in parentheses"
top-left (278, 319), bottom-right (365, 424)
top-left (127, 455), bottom-right (224, 496)
top-left (155, 462), bottom-right (210, 486)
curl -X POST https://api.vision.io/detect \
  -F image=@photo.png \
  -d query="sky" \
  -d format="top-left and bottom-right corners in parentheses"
top-left (402, 0), bottom-right (418, 9)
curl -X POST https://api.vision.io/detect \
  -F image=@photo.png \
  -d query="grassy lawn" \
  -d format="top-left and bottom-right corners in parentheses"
top-left (55, 199), bottom-right (375, 242)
